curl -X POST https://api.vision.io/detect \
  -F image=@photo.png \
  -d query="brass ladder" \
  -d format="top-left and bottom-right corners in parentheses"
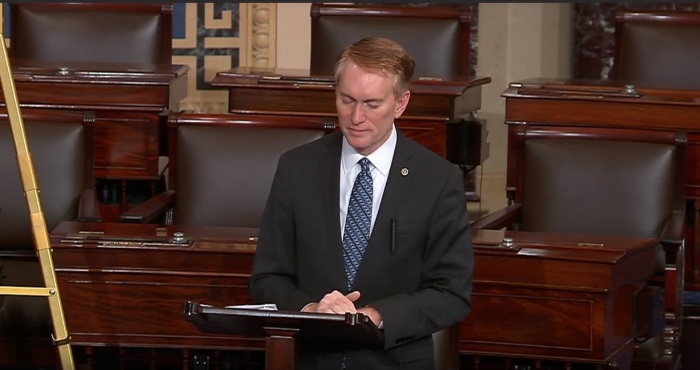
top-left (0, 34), bottom-right (75, 369)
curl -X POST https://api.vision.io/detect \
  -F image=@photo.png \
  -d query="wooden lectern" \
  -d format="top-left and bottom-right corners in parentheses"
top-left (183, 302), bottom-right (383, 370)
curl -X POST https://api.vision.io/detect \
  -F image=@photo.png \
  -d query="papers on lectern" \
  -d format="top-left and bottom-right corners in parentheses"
top-left (224, 303), bottom-right (278, 311)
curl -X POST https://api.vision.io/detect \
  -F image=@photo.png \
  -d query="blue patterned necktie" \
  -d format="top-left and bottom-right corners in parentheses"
top-left (342, 157), bottom-right (373, 290)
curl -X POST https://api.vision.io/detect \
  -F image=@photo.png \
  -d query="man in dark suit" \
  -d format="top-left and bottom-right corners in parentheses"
top-left (249, 36), bottom-right (473, 370)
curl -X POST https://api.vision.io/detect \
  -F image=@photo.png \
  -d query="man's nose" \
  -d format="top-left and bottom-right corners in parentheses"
top-left (352, 104), bottom-right (366, 123)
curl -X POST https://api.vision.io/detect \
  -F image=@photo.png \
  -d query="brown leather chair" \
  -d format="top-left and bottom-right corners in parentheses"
top-left (0, 108), bottom-right (100, 365)
top-left (610, 10), bottom-right (700, 90)
top-left (0, 109), bottom-right (100, 252)
top-left (472, 125), bottom-right (686, 369)
top-left (310, 3), bottom-right (472, 79)
top-left (120, 113), bottom-right (332, 227)
top-left (8, 3), bottom-right (172, 64)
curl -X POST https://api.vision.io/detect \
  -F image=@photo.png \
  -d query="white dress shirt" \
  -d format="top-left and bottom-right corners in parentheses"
top-left (339, 125), bottom-right (397, 236)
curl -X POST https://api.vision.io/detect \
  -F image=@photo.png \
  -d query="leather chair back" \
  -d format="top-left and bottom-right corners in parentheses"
top-left (168, 113), bottom-right (329, 228)
top-left (611, 10), bottom-right (700, 90)
top-left (521, 138), bottom-right (678, 238)
top-left (9, 3), bottom-right (172, 64)
top-left (0, 110), bottom-right (93, 251)
top-left (310, 3), bottom-right (472, 79)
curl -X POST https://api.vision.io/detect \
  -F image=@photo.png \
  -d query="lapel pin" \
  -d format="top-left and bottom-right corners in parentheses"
top-left (401, 168), bottom-right (409, 176)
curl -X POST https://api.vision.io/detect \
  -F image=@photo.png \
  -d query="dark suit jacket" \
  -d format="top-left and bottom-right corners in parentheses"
top-left (249, 130), bottom-right (473, 370)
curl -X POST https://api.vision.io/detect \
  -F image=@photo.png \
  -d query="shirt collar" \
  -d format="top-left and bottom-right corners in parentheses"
top-left (341, 125), bottom-right (397, 176)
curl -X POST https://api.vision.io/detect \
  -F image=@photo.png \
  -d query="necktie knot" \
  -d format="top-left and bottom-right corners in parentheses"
top-left (359, 157), bottom-right (371, 174)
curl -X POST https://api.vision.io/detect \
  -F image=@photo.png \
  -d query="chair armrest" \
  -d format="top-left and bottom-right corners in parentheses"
top-left (659, 210), bottom-right (685, 258)
top-left (120, 190), bottom-right (175, 224)
top-left (471, 204), bottom-right (522, 230)
top-left (77, 188), bottom-right (102, 222)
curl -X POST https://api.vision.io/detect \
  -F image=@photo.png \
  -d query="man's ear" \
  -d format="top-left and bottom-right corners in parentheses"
top-left (394, 90), bottom-right (411, 119)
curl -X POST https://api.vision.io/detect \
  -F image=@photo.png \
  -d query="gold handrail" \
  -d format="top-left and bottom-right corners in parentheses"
top-left (0, 34), bottom-right (75, 369)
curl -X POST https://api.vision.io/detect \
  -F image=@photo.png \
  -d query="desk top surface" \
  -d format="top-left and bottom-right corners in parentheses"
top-left (474, 228), bottom-right (658, 262)
top-left (211, 66), bottom-right (491, 94)
top-left (52, 221), bottom-right (657, 264)
top-left (502, 77), bottom-right (700, 131)
top-left (504, 77), bottom-right (700, 105)
top-left (51, 221), bottom-right (258, 253)
top-left (7, 58), bottom-right (189, 83)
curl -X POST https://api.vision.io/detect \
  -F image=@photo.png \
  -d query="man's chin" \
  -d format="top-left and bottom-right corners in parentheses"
top-left (346, 137), bottom-right (372, 153)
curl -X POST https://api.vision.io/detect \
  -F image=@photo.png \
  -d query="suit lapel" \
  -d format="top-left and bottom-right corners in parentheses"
top-left (373, 132), bottom-right (414, 230)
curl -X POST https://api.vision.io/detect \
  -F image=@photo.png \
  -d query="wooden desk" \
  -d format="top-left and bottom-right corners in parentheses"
top-left (0, 59), bottom-right (189, 220)
top-left (501, 77), bottom-right (700, 287)
top-left (44, 222), bottom-right (659, 369)
top-left (466, 229), bottom-right (659, 369)
top-left (210, 67), bottom-right (491, 200)
top-left (51, 222), bottom-right (260, 350)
